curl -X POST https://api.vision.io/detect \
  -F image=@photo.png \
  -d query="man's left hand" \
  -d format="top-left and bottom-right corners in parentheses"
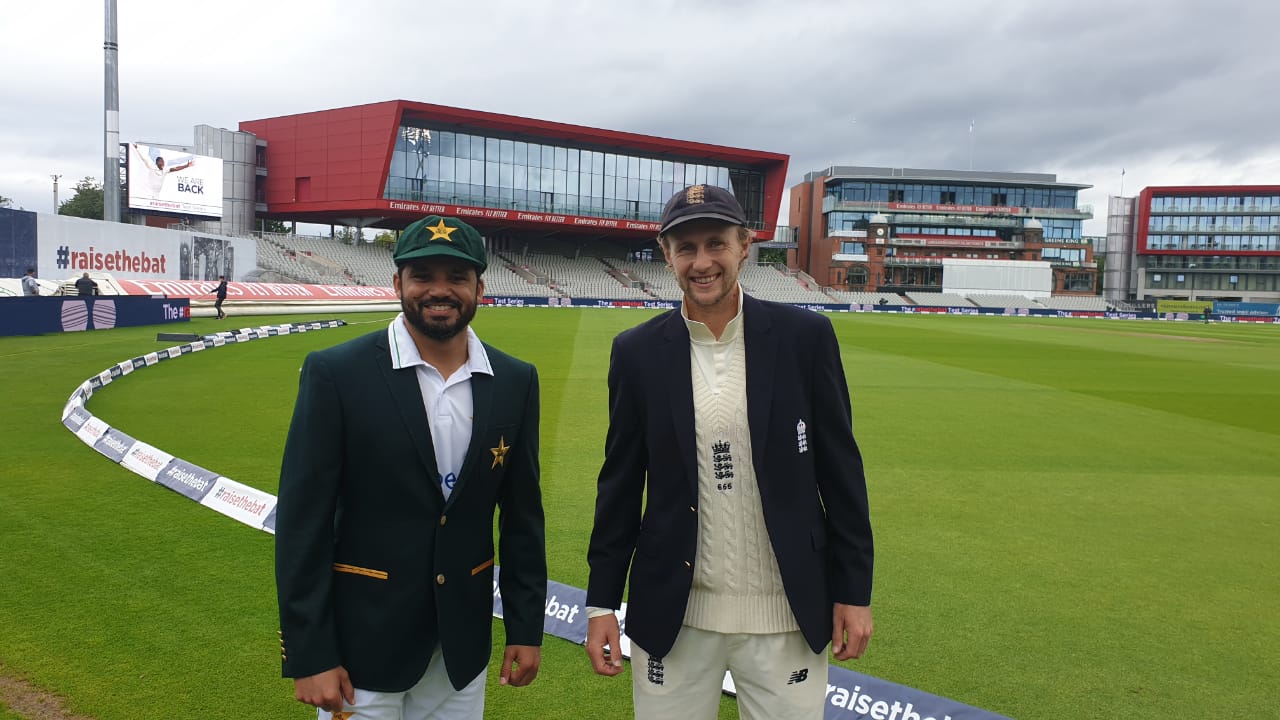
top-left (500, 645), bottom-right (541, 687)
top-left (832, 603), bottom-right (873, 661)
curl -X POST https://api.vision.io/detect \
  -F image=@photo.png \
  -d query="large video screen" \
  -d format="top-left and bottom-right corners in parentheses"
top-left (126, 142), bottom-right (223, 218)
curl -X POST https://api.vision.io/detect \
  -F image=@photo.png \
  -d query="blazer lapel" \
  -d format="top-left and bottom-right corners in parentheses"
top-left (743, 296), bottom-right (776, 476)
top-left (662, 311), bottom-right (699, 498)
top-left (374, 335), bottom-right (442, 493)
top-left (446, 369), bottom-right (494, 509)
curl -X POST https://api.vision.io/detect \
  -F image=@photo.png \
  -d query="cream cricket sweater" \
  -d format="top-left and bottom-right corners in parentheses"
top-left (681, 298), bottom-right (798, 635)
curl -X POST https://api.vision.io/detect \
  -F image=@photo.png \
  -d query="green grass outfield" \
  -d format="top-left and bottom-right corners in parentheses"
top-left (1, 309), bottom-right (1277, 719)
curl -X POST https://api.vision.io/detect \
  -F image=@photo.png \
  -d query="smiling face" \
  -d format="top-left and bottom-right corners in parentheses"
top-left (660, 219), bottom-right (750, 322)
top-left (393, 256), bottom-right (485, 343)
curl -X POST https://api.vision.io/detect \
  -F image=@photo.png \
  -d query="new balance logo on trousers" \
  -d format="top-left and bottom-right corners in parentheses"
top-left (647, 655), bottom-right (665, 686)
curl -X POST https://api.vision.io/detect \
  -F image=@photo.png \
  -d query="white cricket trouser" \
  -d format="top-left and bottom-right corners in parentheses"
top-left (318, 647), bottom-right (486, 720)
top-left (631, 625), bottom-right (827, 720)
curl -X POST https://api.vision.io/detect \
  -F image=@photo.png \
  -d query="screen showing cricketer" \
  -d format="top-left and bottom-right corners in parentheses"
top-left (127, 142), bottom-right (223, 218)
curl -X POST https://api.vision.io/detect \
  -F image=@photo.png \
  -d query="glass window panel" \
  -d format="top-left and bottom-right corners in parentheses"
top-left (499, 163), bottom-right (513, 188)
top-left (554, 170), bottom-right (566, 193)
top-left (471, 160), bottom-right (484, 184)
top-left (454, 134), bottom-right (470, 160)
top-left (439, 132), bottom-right (455, 158)
top-left (639, 157), bottom-right (651, 181)
top-left (567, 171), bottom-right (579, 196)
top-left (542, 167), bottom-right (554, 190)
top-left (555, 146), bottom-right (567, 170)
top-left (590, 174), bottom-right (603, 198)
top-left (471, 137), bottom-right (485, 161)
top-left (438, 157), bottom-right (454, 182)
top-left (604, 154), bottom-right (617, 175)
top-left (567, 149), bottom-right (579, 172)
top-left (627, 177), bottom-right (640, 199)
top-left (626, 156), bottom-right (638, 178)
top-left (426, 154), bottom-right (439, 179)
top-left (514, 142), bottom-right (527, 166)
top-left (454, 158), bottom-right (469, 184)
top-left (486, 137), bottom-right (499, 161)
top-left (500, 139), bottom-right (514, 164)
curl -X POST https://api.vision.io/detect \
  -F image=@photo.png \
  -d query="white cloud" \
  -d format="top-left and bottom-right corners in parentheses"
top-left (3, 0), bottom-right (1279, 234)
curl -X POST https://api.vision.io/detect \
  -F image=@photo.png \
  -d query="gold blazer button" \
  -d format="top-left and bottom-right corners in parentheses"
top-left (436, 574), bottom-right (446, 585)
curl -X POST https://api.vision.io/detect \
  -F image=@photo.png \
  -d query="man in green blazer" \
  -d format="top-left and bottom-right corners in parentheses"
top-left (275, 215), bottom-right (547, 719)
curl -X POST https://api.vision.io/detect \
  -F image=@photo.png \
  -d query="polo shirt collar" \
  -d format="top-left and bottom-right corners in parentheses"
top-left (387, 313), bottom-right (493, 377)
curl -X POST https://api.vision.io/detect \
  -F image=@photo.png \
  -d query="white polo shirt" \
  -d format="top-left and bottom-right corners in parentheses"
top-left (388, 313), bottom-right (493, 500)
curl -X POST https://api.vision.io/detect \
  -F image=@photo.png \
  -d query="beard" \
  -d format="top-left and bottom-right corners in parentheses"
top-left (402, 296), bottom-right (477, 341)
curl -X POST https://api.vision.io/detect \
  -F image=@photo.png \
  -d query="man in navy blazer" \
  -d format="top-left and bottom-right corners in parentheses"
top-left (585, 185), bottom-right (874, 719)
top-left (276, 215), bottom-right (546, 719)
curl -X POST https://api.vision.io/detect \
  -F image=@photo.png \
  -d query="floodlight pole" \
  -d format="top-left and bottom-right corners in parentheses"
top-left (104, 0), bottom-right (120, 222)
top-left (51, 174), bottom-right (62, 213)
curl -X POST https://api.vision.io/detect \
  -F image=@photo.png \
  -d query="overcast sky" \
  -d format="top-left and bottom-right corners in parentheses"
top-left (4, 0), bottom-right (1279, 235)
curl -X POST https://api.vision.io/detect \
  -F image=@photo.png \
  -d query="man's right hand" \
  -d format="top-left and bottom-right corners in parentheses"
top-left (586, 613), bottom-right (625, 676)
top-left (294, 666), bottom-right (355, 713)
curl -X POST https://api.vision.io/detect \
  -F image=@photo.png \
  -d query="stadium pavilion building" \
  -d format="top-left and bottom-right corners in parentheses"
top-left (238, 100), bottom-right (787, 242)
top-left (1104, 186), bottom-right (1280, 303)
top-left (788, 167), bottom-right (1098, 299)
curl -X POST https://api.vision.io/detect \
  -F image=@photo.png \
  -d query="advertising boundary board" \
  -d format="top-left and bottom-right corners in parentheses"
top-left (488, 298), bottom-right (1280, 323)
top-left (0, 296), bottom-right (190, 337)
top-left (61, 319), bottom-right (347, 532)
top-left (61, 317), bottom-right (1009, 720)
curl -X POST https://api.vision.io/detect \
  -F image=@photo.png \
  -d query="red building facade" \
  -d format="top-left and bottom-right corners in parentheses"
top-left (1129, 185), bottom-right (1280, 301)
top-left (240, 101), bottom-right (788, 240)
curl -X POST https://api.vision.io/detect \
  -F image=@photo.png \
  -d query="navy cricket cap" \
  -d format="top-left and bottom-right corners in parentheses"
top-left (659, 184), bottom-right (747, 234)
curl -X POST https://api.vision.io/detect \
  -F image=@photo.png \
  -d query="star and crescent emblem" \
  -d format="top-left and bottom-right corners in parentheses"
top-left (427, 218), bottom-right (458, 242)
top-left (491, 436), bottom-right (510, 469)
top-left (332, 712), bottom-right (354, 720)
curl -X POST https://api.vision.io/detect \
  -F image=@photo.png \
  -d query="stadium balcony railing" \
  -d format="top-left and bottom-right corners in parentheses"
top-left (1036, 296), bottom-right (1110, 311)
top-left (965, 294), bottom-right (1037, 309)
top-left (905, 292), bottom-right (976, 307)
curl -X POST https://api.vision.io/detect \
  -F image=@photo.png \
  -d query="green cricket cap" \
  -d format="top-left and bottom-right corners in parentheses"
top-left (392, 215), bottom-right (487, 273)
